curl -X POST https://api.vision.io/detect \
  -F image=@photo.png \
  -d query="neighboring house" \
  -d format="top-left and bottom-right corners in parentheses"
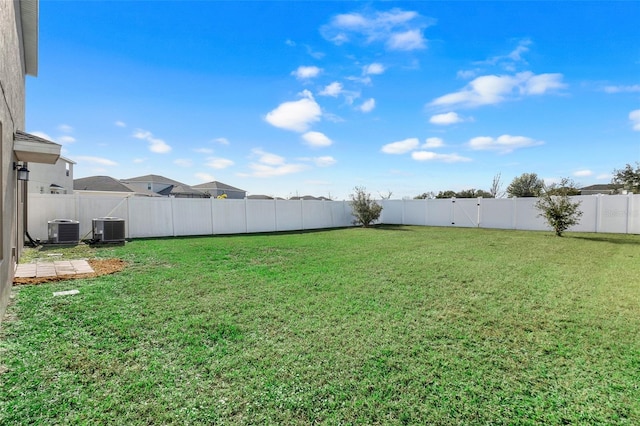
top-left (28, 155), bottom-right (75, 194)
top-left (73, 175), bottom-right (159, 197)
top-left (289, 195), bottom-right (332, 201)
top-left (580, 184), bottom-right (624, 195)
top-left (247, 195), bottom-right (274, 200)
top-left (192, 181), bottom-right (246, 199)
top-left (2, 0), bottom-right (62, 320)
top-left (121, 174), bottom-right (208, 198)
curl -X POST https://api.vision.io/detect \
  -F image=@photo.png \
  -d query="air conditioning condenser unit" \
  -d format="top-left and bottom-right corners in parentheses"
top-left (92, 217), bottom-right (125, 243)
top-left (48, 219), bottom-right (80, 244)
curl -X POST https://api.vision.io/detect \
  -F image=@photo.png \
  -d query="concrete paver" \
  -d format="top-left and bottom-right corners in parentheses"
top-left (14, 259), bottom-right (94, 279)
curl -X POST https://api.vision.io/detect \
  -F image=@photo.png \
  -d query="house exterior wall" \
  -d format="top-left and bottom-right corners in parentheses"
top-left (28, 157), bottom-right (74, 194)
top-left (1, 0), bottom-right (28, 321)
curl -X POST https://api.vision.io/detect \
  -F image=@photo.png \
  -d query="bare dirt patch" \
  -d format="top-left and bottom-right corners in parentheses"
top-left (13, 259), bottom-right (127, 286)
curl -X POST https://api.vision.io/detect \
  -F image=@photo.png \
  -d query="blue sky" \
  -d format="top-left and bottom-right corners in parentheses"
top-left (27, 1), bottom-right (640, 199)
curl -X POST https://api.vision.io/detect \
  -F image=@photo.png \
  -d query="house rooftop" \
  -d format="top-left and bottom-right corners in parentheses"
top-left (192, 181), bottom-right (245, 192)
top-left (74, 176), bottom-right (158, 196)
top-left (122, 174), bottom-right (187, 186)
top-left (580, 184), bottom-right (622, 191)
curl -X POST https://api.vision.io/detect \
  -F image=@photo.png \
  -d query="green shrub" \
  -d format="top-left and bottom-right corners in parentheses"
top-left (349, 186), bottom-right (383, 227)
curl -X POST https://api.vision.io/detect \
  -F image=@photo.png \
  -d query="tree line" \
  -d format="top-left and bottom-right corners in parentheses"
top-left (415, 163), bottom-right (640, 200)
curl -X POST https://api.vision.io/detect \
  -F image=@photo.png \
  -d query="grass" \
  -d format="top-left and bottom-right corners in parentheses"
top-left (1, 226), bottom-right (639, 424)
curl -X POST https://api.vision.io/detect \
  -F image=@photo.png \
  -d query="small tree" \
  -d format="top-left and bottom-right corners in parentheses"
top-left (414, 191), bottom-right (435, 199)
top-left (507, 173), bottom-right (544, 197)
top-left (490, 172), bottom-right (504, 198)
top-left (456, 188), bottom-right (494, 198)
top-left (435, 190), bottom-right (457, 199)
top-left (349, 186), bottom-right (383, 227)
top-left (612, 162), bottom-right (640, 193)
top-left (535, 178), bottom-right (583, 237)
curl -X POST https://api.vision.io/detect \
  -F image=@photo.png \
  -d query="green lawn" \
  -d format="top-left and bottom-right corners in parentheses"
top-left (1, 226), bottom-right (639, 424)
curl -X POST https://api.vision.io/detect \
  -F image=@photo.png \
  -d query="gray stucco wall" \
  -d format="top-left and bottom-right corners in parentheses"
top-left (1, 0), bottom-right (27, 322)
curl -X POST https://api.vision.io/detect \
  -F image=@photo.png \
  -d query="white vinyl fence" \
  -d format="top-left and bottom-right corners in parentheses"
top-left (27, 193), bottom-right (640, 241)
top-left (27, 194), bottom-right (355, 241)
top-left (380, 195), bottom-right (640, 234)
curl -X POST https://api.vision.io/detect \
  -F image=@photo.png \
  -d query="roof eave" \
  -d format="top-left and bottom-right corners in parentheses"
top-left (14, 131), bottom-right (61, 164)
top-left (20, 0), bottom-right (38, 77)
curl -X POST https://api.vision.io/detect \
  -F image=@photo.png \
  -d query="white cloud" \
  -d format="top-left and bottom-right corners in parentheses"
top-left (265, 90), bottom-right (322, 132)
top-left (431, 71), bottom-right (566, 109)
top-left (323, 112), bottom-right (345, 123)
top-left (73, 155), bottom-right (118, 166)
top-left (479, 39), bottom-right (532, 67)
top-left (319, 82), bottom-right (343, 97)
top-left (630, 109), bottom-right (640, 131)
top-left (196, 172), bottom-right (215, 182)
top-left (457, 69), bottom-right (477, 80)
top-left (57, 135), bottom-right (76, 144)
top-left (423, 137), bottom-right (444, 148)
top-left (132, 129), bottom-right (172, 154)
top-left (205, 157), bottom-right (234, 169)
top-left (468, 134), bottom-right (544, 153)
top-left (291, 66), bottom-right (322, 80)
top-left (604, 85), bottom-right (640, 94)
top-left (574, 170), bottom-right (593, 177)
top-left (381, 137), bottom-right (419, 154)
top-left (115, 121), bottom-right (126, 128)
top-left (30, 131), bottom-right (53, 141)
top-left (359, 98), bottom-right (376, 113)
top-left (411, 151), bottom-right (471, 163)
top-left (321, 8), bottom-right (431, 51)
top-left (246, 148), bottom-right (308, 177)
top-left (248, 163), bottom-right (308, 177)
top-left (387, 29), bottom-right (426, 50)
top-left (58, 124), bottom-right (73, 133)
top-left (429, 112), bottom-right (463, 125)
top-left (596, 173), bottom-right (612, 180)
top-left (194, 148), bottom-right (214, 154)
top-left (252, 148), bottom-right (285, 166)
top-left (363, 63), bottom-right (385, 75)
top-left (174, 159), bottom-right (193, 167)
top-left (29, 131), bottom-right (74, 144)
top-left (302, 131), bottom-right (333, 147)
top-left (312, 156), bottom-right (337, 167)
top-left (133, 158), bottom-right (146, 164)
top-left (214, 137), bottom-right (230, 145)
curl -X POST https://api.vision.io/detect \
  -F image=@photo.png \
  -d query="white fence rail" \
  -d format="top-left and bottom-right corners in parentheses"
top-left (27, 193), bottom-right (640, 241)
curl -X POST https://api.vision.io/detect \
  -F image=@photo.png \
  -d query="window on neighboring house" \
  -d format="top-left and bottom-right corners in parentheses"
top-left (148, 183), bottom-right (152, 190)
top-left (66, 163), bottom-right (70, 176)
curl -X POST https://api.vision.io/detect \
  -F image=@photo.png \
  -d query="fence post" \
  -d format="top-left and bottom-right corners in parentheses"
top-left (595, 194), bottom-right (601, 233)
top-left (126, 196), bottom-right (131, 239)
top-left (244, 198), bottom-right (248, 234)
top-left (170, 197), bottom-right (176, 237)
top-left (626, 194), bottom-right (632, 234)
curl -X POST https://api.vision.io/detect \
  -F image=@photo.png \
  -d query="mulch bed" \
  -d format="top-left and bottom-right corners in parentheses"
top-left (13, 259), bottom-right (127, 286)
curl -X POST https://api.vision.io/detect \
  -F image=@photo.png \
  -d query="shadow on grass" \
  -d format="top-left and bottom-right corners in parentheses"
top-left (568, 234), bottom-right (640, 246)
top-left (370, 224), bottom-right (413, 231)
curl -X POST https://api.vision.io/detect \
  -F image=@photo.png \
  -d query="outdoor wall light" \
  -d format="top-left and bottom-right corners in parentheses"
top-left (13, 162), bottom-right (30, 181)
